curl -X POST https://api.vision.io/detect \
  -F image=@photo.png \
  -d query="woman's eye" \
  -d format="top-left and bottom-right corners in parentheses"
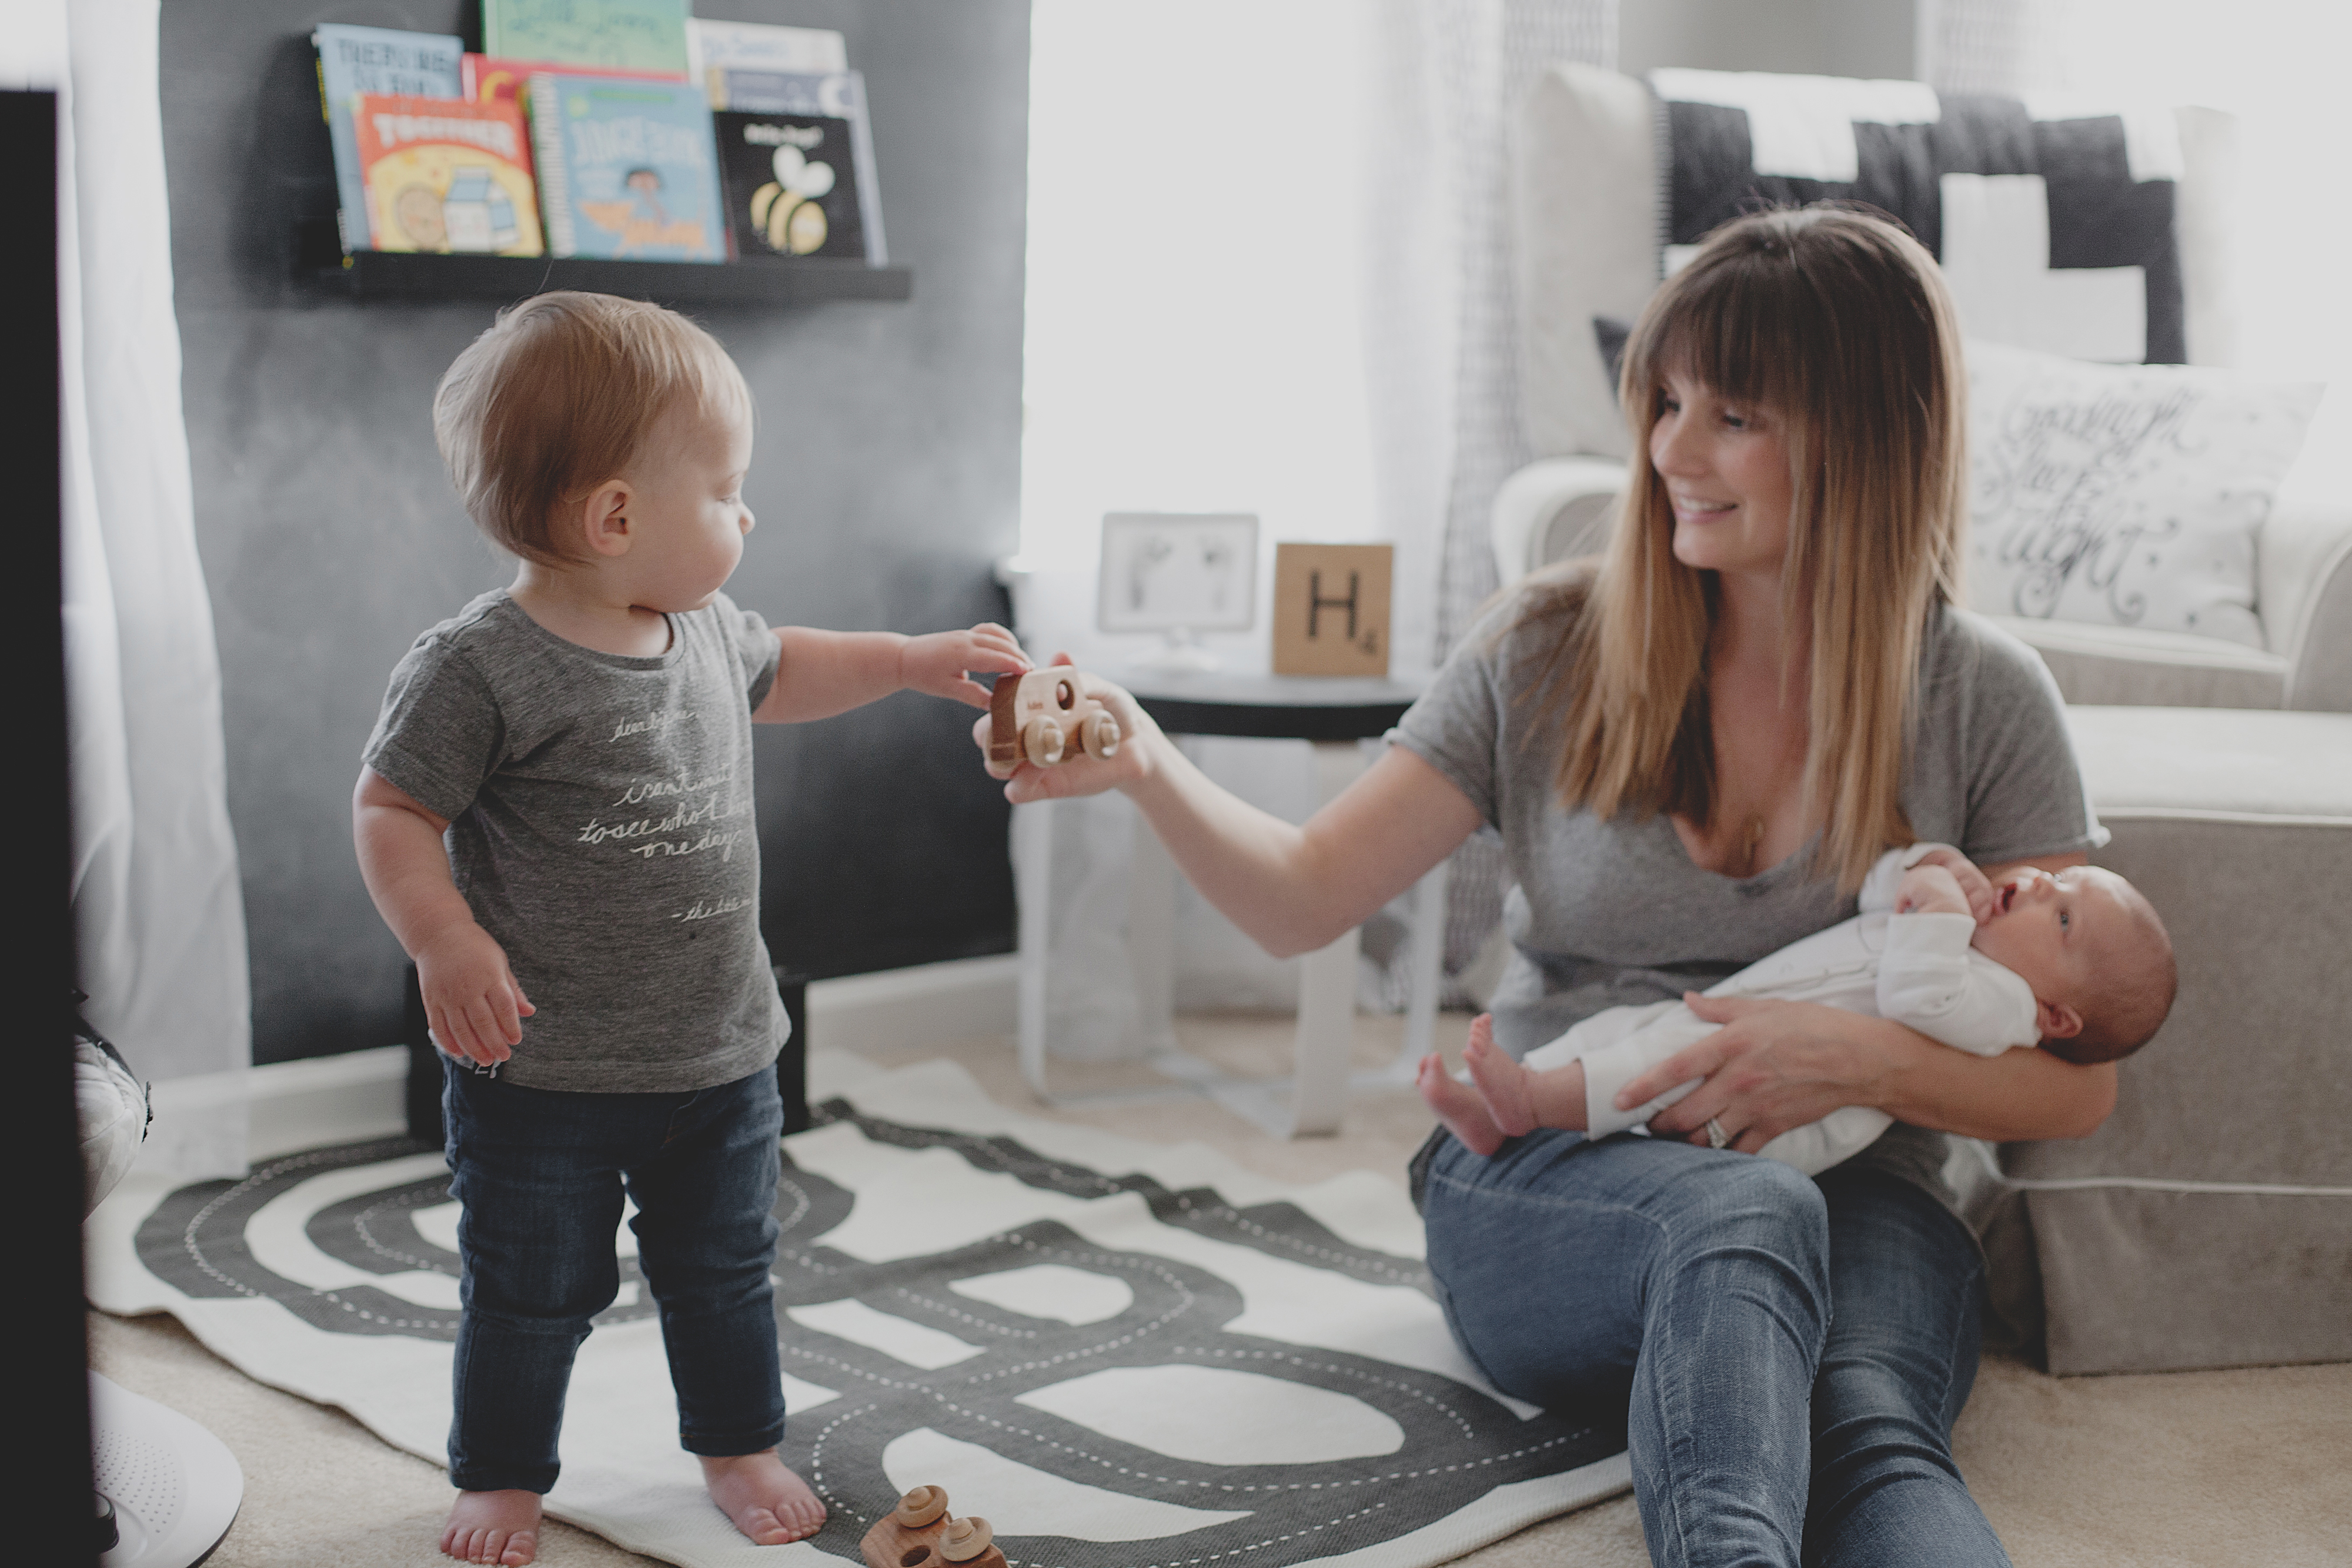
top-left (1659, 393), bottom-right (1681, 414)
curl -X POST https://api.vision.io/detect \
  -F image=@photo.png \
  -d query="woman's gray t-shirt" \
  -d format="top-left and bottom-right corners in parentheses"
top-left (1392, 593), bottom-right (2104, 1205)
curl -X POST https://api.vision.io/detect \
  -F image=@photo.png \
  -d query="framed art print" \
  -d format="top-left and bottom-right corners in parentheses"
top-left (1097, 513), bottom-right (1259, 634)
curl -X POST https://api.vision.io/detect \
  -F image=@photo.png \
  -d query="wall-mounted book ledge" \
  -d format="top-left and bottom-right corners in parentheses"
top-left (291, 219), bottom-right (912, 307)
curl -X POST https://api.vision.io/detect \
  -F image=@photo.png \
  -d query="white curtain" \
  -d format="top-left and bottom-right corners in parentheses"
top-left (1018, 1), bottom-right (1612, 1045)
top-left (7, 0), bottom-right (252, 1175)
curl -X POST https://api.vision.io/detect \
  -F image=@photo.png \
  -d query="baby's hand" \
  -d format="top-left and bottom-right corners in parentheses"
top-left (901, 622), bottom-right (1030, 709)
top-left (1906, 845), bottom-right (1996, 922)
top-left (416, 922), bottom-right (534, 1067)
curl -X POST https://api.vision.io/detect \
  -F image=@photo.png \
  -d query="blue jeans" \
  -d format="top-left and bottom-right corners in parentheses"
top-left (1421, 1129), bottom-right (2007, 1568)
top-left (441, 1058), bottom-right (787, 1493)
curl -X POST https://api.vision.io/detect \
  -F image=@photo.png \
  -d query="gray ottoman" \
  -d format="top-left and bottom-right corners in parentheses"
top-left (1985, 707), bottom-right (2352, 1374)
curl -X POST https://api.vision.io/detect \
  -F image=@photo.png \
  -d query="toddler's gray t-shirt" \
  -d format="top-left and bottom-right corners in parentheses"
top-left (363, 589), bottom-right (786, 1093)
top-left (1394, 590), bottom-right (2106, 1209)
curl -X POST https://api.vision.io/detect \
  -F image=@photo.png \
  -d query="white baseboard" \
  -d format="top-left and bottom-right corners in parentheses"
top-left (149, 954), bottom-right (1021, 1165)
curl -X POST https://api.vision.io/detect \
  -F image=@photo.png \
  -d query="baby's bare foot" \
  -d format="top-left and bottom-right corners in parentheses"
top-left (1417, 1051), bottom-right (1506, 1156)
top-left (701, 1450), bottom-right (827, 1546)
top-left (442, 1489), bottom-right (540, 1566)
top-left (1464, 1017), bottom-right (1539, 1138)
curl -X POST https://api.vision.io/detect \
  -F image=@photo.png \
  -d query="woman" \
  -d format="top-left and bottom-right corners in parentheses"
top-left (982, 206), bottom-right (2110, 1567)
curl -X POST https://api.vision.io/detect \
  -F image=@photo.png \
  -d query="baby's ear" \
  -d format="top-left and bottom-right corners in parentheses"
top-left (2039, 998), bottom-right (2084, 1039)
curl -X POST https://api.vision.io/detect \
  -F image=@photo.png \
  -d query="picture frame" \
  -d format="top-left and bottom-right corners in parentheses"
top-left (1095, 512), bottom-right (1259, 634)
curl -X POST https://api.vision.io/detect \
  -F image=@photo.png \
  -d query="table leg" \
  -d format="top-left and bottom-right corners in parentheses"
top-left (1014, 797), bottom-right (1054, 1099)
top-left (1291, 740), bottom-right (1369, 1135)
top-left (1128, 803), bottom-right (1178, 1054)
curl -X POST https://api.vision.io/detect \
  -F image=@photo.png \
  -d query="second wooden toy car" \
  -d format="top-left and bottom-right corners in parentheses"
top-left (860, 1485), bottom-right (1006, 1568)
top-left (988, 668), bottom-right (1121, 769)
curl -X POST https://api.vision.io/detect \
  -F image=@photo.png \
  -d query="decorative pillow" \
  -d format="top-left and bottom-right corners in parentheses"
top-left (1652, 70), bottom-right (2189, 366)
top-left (1966, 342), bottom-right (2320, 647)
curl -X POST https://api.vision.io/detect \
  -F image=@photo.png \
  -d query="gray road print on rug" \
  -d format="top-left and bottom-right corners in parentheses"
top-left (132, 1102), bottom-right (1618, 1567)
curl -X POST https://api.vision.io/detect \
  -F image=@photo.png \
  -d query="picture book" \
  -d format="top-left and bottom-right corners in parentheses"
top-left (353, 95), bottom-right (544, 256)
top-left (708, 69), bottom-right (886, 265)
top-left (686, 18), bottom-right (847, 83)
top-left (313, 24), bottom-right (463, 253)
top-left (528, 73), bottom-right (724, 262)
top-left (483, 0), bottom-right (689, 79)
top-left (462, 53), bottom-right (676, 104)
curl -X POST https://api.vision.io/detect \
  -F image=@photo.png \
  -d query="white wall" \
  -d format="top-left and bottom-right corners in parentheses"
top-left (1619, 0), bottom-right (1917, 81)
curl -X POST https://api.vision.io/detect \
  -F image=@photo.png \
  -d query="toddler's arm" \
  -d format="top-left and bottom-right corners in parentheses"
top-left (753, 621), bottom-right (1028, 723)
top-left (353, 767), bottom-right (533, 1068)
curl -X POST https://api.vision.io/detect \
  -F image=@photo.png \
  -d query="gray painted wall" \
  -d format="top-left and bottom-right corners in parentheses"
top-left (162, 0), bottom-right (1031, 1065)
top-left (1620, 0), bottom-right (1916, 81)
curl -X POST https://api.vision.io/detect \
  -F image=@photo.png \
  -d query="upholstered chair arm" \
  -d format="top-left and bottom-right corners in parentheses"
top-left (2260, 462), bottom-right (2352, 713)
top-left (1490, 457), bottom-right (1629, 589)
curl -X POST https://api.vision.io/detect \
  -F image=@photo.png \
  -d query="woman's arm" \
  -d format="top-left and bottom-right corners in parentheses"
top-left (977, 669), bottom-right (1484, 956)
top-left (1621, 850), bottom-right (2112, 1149)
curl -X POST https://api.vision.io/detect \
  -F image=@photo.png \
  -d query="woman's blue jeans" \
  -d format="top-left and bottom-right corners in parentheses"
top-left (441, 1058), bottom-right (787, 1493)
top-left (1421, 1128), bottom-right (2008, 1568)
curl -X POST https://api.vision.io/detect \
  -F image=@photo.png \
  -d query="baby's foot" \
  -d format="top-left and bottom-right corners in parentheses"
top-left (1463, 1016), bottom-right (1539, 1138)
top-left (1416, 1051), bottom-right (1506, 1157)
top-left (701, 1450), bottom-right (827, 1546)
top-left (442, 1489), bottom-right (540, 1566)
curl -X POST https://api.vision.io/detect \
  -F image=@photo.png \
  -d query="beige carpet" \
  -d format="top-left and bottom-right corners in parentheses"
top-left (89, 1012), bottom-right (2352, 1567)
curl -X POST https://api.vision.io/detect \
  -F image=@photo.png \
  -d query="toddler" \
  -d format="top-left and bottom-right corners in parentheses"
top-left (353, 292), bottom-right (1027, 1567)
top-left (1418, 844), bottom-right (2175, 1172)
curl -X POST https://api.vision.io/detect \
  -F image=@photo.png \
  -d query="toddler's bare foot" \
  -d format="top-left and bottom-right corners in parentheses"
top-left (1463, 1015), bottom-right (1539, 1138)
top-left (701, 1450), bottom-right (826, 1546)
top-left (1417, 1051), bottom-right (1506, 1156)
top-left (442, 1489), bottom-right (540, 1566)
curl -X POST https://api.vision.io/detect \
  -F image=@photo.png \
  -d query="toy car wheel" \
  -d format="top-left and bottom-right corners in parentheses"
top-left (1023, 718), bottom-right (1065, 767)
top-left (1081, 711), bottom-right (1120, 760)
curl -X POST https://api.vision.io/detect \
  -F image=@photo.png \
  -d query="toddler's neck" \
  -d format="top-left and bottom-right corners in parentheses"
top-left (509, 561), bottom-right (672, 658)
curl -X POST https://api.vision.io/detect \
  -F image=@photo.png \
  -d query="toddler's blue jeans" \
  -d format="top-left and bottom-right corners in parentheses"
top-left (1421, 1128), bottom-right (2007, 1568)
top-left (440, 1057), bottom-right (787, 1494)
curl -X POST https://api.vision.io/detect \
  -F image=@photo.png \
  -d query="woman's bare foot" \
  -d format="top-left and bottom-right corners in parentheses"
top-left (1416, 1051), bottom-right (1506, 1156)
top-left (442, 1489), bottom-right (540, 1566)
top-left (1463, 1015), bottom-right (1540, 1137)
top-left (701, 1450), bottom-right (827, 1545)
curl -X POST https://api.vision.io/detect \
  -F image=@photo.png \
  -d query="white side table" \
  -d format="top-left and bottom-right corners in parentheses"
top-left (1015, 670), bottom-right (1442, 1136)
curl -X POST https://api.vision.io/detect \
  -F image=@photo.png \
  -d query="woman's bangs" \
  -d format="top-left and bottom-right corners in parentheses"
top-left (1631, 253), bottom-right (1806, 416)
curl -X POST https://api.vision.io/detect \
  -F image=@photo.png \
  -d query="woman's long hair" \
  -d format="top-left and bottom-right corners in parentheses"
top-left (1521, 205), bottom-right (1966, 891)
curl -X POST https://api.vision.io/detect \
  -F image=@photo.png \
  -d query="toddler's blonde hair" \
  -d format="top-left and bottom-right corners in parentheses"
top-left (432, 290), bottom-right (751, 564)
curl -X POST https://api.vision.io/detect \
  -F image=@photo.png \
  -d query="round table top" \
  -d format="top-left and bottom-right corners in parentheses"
top-left (1105, 667), bottom-right (1429, 741)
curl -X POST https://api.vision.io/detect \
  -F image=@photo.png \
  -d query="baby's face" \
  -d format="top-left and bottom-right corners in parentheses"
top-left (617, 400), bottom-right (755, 612)
top-left (1969, 864), bottom-right (2137, 1008)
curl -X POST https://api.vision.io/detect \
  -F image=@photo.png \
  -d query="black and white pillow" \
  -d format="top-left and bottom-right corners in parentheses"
top-left (1649, 70), bottom-right (2185, 366)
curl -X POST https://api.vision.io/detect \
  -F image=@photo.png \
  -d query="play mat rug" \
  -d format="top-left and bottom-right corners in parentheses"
top-left (85, 1054), bottom-right (1631, 1568)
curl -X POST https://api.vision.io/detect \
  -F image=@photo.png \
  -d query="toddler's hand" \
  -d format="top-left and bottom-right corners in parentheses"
top-left (416, 921), bottom-right (534, 1067)
top-left (1907, 845), bottom-right (1995, 921)
top-left (901, 622), bottom-right (1030, 708)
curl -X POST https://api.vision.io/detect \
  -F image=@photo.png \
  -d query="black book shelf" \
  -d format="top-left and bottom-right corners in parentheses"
top-left (292, 218), bottom-right (912, 306)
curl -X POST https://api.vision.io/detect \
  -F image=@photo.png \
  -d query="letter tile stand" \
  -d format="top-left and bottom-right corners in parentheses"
top-left (1014, 671), bottom-right (1440, 1136)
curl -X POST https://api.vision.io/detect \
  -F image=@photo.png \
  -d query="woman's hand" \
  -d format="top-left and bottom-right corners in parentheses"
top-left (1623, 990), bottom-right (2119, 1149)
top-left (973, 655), bottom-right (1162, 803)
top-left (1623, 994), bottom-right (1884, 1152)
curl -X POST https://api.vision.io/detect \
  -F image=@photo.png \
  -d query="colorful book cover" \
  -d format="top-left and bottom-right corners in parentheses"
top-left (527, 73), bottom-right (724, 262)
top-left (353, 95), bottom-right (544, 256)
top-left (709, 70), bottom-right (886, 265)
top-left (686, 19), bottom-right (847, 83)
top-left (713, 108), bottom-right (867, 262)
top-left (484, 0), bottom-right (690, 79)
top-left (463, 52), bottom-right (677, 103)
top-left (313, 24), bottom-right (463, 253)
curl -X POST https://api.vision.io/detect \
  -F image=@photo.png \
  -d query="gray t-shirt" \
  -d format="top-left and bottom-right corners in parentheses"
top-left (1394, 592), bottom-right (2105, 1206)
top-left (363, 589), bottom-right (786, 1092)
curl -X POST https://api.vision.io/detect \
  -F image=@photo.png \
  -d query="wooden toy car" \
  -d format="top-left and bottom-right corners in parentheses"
top-left (988, 668), bottom-right (1121, 769)
top-left (860, 1485), bottom-right (1006, 1568)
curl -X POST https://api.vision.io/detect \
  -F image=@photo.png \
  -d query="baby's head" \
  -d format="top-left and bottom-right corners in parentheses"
top-left (1970, 865), bottom-right (2176, 1065)
top-left (432, 290), bottom-right (754, 606)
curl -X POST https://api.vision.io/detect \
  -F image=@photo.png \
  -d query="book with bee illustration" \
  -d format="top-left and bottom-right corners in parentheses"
top-left (351, 94), bottom-right (544, 256)
top-left (709, 69), bottom-right (885, 264)
top-left (527, 73), bottom-right (724, 262)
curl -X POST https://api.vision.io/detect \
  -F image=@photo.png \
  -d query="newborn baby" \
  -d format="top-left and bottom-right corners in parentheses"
top-left (1418, 844), bottom-right (2176, 1174)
